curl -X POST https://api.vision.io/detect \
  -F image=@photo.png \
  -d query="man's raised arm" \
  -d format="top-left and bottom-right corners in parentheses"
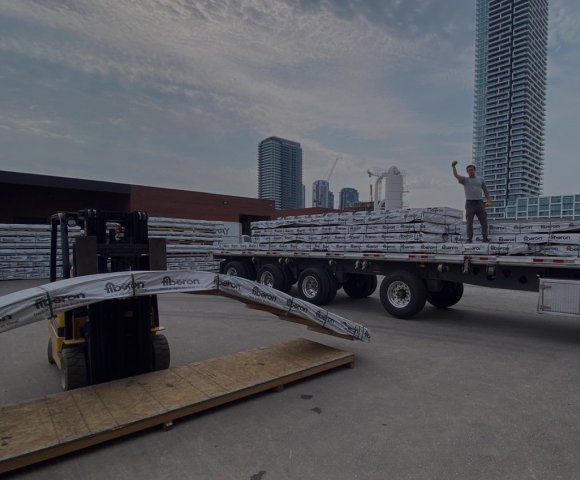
top-left (451, 161), bottom-right (462, 181)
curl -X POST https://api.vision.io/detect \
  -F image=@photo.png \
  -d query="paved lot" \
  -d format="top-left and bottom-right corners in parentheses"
top-left (1, 279), bottom-right (580, 479)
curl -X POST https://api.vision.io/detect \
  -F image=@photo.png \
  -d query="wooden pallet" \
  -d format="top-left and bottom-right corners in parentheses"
top-left (0, 338), bottom-right (354, 474)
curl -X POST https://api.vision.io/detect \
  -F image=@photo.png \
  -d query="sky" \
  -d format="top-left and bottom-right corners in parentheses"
top-left (1, 0), bottom-right (579, 211)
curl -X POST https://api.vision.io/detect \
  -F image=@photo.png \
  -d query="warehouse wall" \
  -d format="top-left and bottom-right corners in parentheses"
top-left (0, 184), bottom-right (130, 223)
top-left (0, 171), bottom-right (277, 225)
top-left (130, 185), bottom-right (275, 222)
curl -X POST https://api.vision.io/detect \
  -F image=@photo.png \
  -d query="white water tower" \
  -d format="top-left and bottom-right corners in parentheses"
top-left (367, 166), bottom-right (405, 210)
top-left (384, 166), bottom-right (404, 209)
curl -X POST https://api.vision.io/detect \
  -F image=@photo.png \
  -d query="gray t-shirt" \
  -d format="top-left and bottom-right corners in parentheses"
top-left (458, 175), bottom-right (486, 201)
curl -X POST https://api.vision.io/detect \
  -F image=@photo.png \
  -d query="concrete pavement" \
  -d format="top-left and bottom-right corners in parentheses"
top-left (1, 279), bottom-right (580, 479)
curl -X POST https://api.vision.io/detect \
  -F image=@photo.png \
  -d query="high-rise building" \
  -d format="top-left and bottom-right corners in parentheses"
top-left (339, 188), bottom-right (359, 210)
top-left (504, 193), bottom-right (580, 220)
top-left (472, 0), bottom-right (549, 218)
top-left (258, 137), bottom-right (303, 209)
top-left (312, 180), bottom-right (333, 208)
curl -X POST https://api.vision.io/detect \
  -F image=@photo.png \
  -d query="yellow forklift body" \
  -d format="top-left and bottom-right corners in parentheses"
top-left (48, 312), bottom-right (87, 369)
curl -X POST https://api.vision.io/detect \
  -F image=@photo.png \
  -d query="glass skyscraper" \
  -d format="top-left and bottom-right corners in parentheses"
top-left (258, 137), bottom-right (303, 209)
top-left (473, 0), bottom-right (549, 218)
top-left (312, 180), bottom-right (334, 208)
top-left (339, 188), bottom-right (359, 210)
top-left (505, 194), bottom-right (580, 220)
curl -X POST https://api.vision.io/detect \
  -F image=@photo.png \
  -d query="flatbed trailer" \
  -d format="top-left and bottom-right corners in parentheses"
top-left (214, 248), bottom-right (580, 319)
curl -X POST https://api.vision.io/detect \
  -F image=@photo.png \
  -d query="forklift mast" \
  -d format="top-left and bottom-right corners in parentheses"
top-left (49, 210), bottom-right (168, 386)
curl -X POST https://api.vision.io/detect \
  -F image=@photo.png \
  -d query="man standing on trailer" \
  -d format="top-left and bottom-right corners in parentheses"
top-left (451, 161), bottom-right (492, 243)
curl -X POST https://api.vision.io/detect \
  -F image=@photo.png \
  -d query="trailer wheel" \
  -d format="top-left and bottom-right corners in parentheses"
top-left (297, 268), bottom-right (332, 305)
top-left (47, 338), bottom-right (56, 365)
top-left (152, 334), bottom-right (170, 370)
top-left (427, 282), bottom-right (464, 309)
top-left (223, 260), bottom-right (252, 279)
top-left (60, 347), bottom-right (88, 391)
top-left (257, 264), bottom-right (291, 293)
top-left (380, 271), bottom-right (427, 319)
top-left (343, 274), bottom-right (378, 298)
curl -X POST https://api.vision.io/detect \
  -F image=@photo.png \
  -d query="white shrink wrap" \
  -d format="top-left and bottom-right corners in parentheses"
top-left (0, 271), bottom-right (371, 341)
top-left (538, 245), bottom-right (580, 257)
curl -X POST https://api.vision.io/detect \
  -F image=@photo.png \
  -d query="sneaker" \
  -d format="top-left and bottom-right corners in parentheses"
top-left (465, 239), bottom-right (473, 243)
top-left (482, 238), bottom-right (489, 243)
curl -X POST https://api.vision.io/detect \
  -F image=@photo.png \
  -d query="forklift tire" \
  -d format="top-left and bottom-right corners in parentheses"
top-left (257, 264), bottom-right (291, 293)
top-left (152, 334), bottom-right (171, 371)
top-left (223, 261), bottom-right (252, 279)
top-left (297, 268), bottom-right (332, 306)
top-left (426, 282), bottom-right (464, 309)
top-left (343, 274), bottom-right (378, 299)
top-left (60, 347), bottom-right (88, 391)
top-left (47, 338), bottom-right (55, 365)
top-left (380, 271), bottom-right (427, 319)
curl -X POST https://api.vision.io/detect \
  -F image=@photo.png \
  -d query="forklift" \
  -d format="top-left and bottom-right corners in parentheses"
top-left (47, 209), bottom-right (170, 390)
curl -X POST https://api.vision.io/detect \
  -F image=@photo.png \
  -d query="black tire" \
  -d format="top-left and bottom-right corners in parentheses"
top-left (152, 334), bottom-right (171, 370)
top-left (223, 260), bottom-right (251, 279)
top-left (48, 338), bottom-right (56, 365)
top-left (343, 274), bottom-right (378, 299)
top-left (257, 264), bottom-right (291, 293)
top-left (297, 268), bottom-right (332, 305)
top-left (325, 272), bottom-right (339, 304)
top-left (245, 262), bottom-right (257, 281)
top-left (427, 282), bottom-right (464, 309)
top-left (60, 347), bottom-right (88, 391)
top-left (380, 271), bottom-right (427, 319)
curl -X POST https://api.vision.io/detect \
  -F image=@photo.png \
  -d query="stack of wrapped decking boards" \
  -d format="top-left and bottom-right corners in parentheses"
top-left (0, 217), bottom-right (224, 280)
top-left (222, 207), bottom-right (580, 258)
top-left (148, 217), bottom-right (223, 272)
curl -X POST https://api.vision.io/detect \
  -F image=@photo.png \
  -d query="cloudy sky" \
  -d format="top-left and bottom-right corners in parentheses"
top-left (1, 0), bottom-right (579, 210)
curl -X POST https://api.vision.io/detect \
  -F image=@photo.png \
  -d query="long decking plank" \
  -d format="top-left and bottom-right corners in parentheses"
top-left (0, 338), bottom-right (354, 474)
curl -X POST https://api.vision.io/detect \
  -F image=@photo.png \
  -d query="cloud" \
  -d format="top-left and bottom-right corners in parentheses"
top-left (1, 0), bottom-right (577, 209)
top-left (1, 2), bottom-right (468, 171)
top-left (0, 116), bottom-right (82, 143)
top-left (549, 0), bottom-right (580, 48)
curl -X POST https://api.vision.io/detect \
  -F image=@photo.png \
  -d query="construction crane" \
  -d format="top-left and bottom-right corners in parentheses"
top-left (327, 157), bottom-right (340, 182)
top-left (313, 157), bottom-right (341, 208)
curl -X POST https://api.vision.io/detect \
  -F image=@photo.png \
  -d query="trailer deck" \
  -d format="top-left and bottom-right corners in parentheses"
top-left (214, 248), bottom-right (580, 268)
top-left (0, 338), bottom-right (354, 474)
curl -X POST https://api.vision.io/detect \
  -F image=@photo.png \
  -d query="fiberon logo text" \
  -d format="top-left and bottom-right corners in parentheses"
top-left (286, 298), bottom-right (308, 313)
top-left (217, 278), bottom-right (240, 290)
top-left (105, 282), bottom-right (145, 294)
top-left (251, 287), bottom-right (277, 302)
top-left (35, 293), bottom-right (86, 310)
top-left (161, 276), bottom-right (200, 287)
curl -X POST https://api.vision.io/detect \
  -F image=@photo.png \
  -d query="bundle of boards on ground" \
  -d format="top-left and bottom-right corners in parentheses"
top-left (222, 207), bottom-right (580, 257)
top-left (0, 217), bottom-right (225, 280)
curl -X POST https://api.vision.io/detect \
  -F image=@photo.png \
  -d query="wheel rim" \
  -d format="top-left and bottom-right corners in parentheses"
top-left (260, 271), bottom-right (275, 287)
top-left (302, 275), bottom-right (320, 299)
top-left (387, 281), bottom-right (411, 308)
top-left (225, 267), bottom-right (238, 276)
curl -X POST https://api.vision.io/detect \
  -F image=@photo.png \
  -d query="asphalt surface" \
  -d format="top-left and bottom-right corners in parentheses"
top-left (1, 279), bottom-right (580, 480)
